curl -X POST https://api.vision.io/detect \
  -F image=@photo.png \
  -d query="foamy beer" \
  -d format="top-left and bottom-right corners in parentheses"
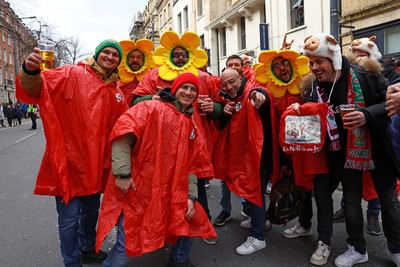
top-left (37, 40), bottom-right (55, 70)
top-left (340, 104), bottom-right (356, 129)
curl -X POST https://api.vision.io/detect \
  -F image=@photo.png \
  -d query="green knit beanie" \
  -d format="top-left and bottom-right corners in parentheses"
top-left (94, 39), bottom-right (123, 63)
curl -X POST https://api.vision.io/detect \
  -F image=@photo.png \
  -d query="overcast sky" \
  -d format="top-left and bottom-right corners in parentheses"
top-left (8, 0), bottom-right (148, 54)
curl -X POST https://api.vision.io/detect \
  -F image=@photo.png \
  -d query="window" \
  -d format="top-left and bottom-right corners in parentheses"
top-left (290, 0), bottom-right (304, 29)
top-left (0, 67), bottom-right (3, 84)
top-left (220, 27), bottom-right (226, 57)
top-left (177, 12), bottom-right (182, 34)
top-left (239, 17), bottom-right (246, 50)
top-left (385, 26), bottom-right (400, 55)
top-left (183, 6), bottom-right (188, 30)
top-left (200, 35), bottom-right (205, 49)
top-left (9, 52), bottom-right (12, 65)
top-left (3, 49), bottom-right (6, 62)
top-left (197, 0), bottom-right (203, 17)
top-left (354, 20), bottom-right (400, 58)
top-left (2, 30), bottom-right (5, 42)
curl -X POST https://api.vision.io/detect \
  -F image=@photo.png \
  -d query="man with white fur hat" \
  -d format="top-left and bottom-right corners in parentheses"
top-left (290, 32), bottom-right (400, 267)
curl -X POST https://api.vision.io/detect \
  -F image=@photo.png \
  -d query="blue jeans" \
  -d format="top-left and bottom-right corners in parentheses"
top-left (104, 214), bottom-right (194, 266)
top-left (249, 177), bottom-right (267, 241)
top-left (55, 194), bottom-right (100, 267)
top-left (219, 181), bottom-right (231, 214)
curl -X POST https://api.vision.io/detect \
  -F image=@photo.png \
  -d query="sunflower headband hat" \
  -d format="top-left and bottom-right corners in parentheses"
top-left (118, 39), bottom-right (156, 83)
top-left (254, 49), bottom-right (310, 98)
top-left (152, 30), bottom-right (208, 81)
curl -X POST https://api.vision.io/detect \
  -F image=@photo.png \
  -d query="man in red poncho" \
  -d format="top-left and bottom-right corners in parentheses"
top-left (133, 35), bottom-right (222, 245)
top-left (96, 72), bottom-right (216, 267)
top-left (16, 39), bottom-right (128, 266)
top-left (213, 68), bottom-right (279, 255)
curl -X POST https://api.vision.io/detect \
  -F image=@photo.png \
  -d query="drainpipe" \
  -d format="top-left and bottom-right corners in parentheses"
top-left (330, 0), bottom-right (340, 43)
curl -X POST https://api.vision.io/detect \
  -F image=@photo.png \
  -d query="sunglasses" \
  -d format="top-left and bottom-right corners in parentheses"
top-left (172, 52), bottom-right (189, 58)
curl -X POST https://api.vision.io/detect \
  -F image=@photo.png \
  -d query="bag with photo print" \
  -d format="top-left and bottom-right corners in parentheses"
top-left (267, 173), bottom-right (306, 225)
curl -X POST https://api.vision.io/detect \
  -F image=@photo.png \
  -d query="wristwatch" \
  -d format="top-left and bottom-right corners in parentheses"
top-left (116, 174), bottom-right (131, 179)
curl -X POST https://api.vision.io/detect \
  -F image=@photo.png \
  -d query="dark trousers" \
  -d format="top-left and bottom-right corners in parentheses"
top-left (342, 163), bottom-right (400, 254)
top-left (197, 178), bottom-right (211, 220)
top-left (299, 173), bottom-right (338, 246)
top-left (29, 113), bottom-right (36, 129)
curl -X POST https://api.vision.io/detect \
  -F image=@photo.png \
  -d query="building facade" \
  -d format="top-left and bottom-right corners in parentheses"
top-left (0, 0), bottom-right (36, 104)
top-left (132, 0), bottom-right (399, 76)
top-left (340, 0), bottom-right (400, 59)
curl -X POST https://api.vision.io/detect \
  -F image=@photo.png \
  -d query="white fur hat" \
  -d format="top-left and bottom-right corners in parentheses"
top-left (348, 36), bottom-right (382, 60)
top-left (303, 33), bottom-right (342, 70)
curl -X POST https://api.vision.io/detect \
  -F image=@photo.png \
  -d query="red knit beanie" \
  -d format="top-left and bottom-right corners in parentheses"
top-left (171, 72), bottom-right (200, 96)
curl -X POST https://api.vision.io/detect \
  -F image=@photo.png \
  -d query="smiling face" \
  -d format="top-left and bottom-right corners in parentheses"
top-left (271, 56), bottom-right (293, 83)
top-left (127, 49), bottom-right (144, 71)
top-left (96, 47), bottom-right (120, 71)
top-left (226, 58), bottom-right (243, 74)
top-left (308, 55), bottom-right (336, 83)
top-left (174, 83), bottom-right (197, 110)
top-left (171, 46), bottom-right (189, 67)
top-left (220, 69), bottom-right (242, 99)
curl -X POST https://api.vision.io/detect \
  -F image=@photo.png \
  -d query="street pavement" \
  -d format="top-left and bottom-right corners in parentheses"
top-left (0, 119), bottom-right (393, 267)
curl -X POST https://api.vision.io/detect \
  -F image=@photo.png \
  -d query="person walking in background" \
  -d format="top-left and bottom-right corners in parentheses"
top-left (16, 39), bottom-right (128, 267)
top-left (4, 103), bottom-right (13, 127)
top-left (0, 104), bottom-right (6, 127)
top-left (27, 104), bottom-right (37, 130)
top-left (13, 102), bottom-right (23, 126)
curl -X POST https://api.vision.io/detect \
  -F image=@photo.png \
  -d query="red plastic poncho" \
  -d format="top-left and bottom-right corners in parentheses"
top-left (212, 84), bottom-right (280, 207)
top-left (282, 103), bottom-right (330, 190)
top-left (16, 63), bottom-right (128, 204)
top-left (96, 101), bottom-right (216, 257)
top-left (118, 79), bottom-right (139, 107)
top-left (133, 68), bottom-right (220, 178)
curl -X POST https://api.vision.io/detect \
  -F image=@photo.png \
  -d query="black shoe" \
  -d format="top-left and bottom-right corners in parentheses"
top-left (81, 249), bottom-right (108, 264)
top-left (168, 257), bottom-right (195, 267)
top-left (367, 215), bottom-right (382, 235)
top-left (213, 211), bottom-right (232, 226)
top-left (333, 208), bottom-right (345, 223)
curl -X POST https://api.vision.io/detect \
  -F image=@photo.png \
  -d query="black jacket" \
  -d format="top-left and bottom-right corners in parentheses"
top-left (305, 56), bottom-right (400, 175)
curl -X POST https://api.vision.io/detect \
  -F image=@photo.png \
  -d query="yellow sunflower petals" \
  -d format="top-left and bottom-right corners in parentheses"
top-left (181, 32), bottom-right (200, 49)
top-left (160, 31), bottom-right (180, 49)
top-left (158, 64), bottom-right (178, 81)
top-left (192, 49), bottom-right (208, 68)
top-left (153, 47), bottom-right (168, 65)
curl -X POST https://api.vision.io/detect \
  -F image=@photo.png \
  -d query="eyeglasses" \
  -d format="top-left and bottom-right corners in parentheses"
top-left (172, 52), bottom-right (189, 58)
top-left (272, 59), bottom-right (290, 70)
top-left (221, 75), bottom-right (239, 89)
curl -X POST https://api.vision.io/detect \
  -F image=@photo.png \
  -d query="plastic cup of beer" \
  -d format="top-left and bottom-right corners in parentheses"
top-left (37, 40), bottom-right (55, 70)
top-left (340, 104), bottom-right (355, 129)
top-left (198, 95), bottom-right (209, 116)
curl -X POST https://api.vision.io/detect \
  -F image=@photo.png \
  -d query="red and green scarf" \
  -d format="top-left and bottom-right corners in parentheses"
top-left (344, 68), bottom-right (375, 170)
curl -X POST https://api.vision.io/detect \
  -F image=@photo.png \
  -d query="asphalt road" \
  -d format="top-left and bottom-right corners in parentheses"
top-left (0, 119), bottom-right (393, 267)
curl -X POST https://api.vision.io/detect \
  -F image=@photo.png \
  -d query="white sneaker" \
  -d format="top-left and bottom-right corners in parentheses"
top-left (310, 241), bottom-right (331, 266)
top-left (282, 223), bottom-right (313, 239)
top-left (236, 236), bottom-right (266, 255)
top-left (388, 250), bottom-right (400, 267)
top-left (240, 219), bottom-right (272, 232)
top-left (334, 245), bottom-right (368, 267)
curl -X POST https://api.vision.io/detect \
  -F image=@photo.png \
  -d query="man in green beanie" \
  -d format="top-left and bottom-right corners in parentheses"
top-left (15, 39), bottom-right (128, 267)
